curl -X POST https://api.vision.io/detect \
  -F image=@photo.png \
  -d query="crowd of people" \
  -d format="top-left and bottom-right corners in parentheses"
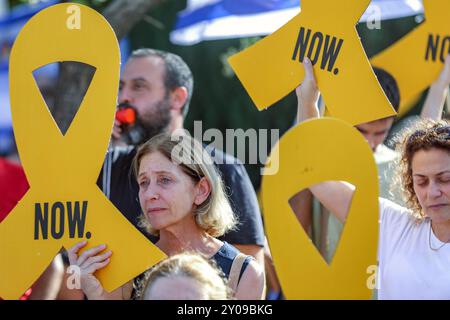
top-left (1, 44), bottom-right (450, 300)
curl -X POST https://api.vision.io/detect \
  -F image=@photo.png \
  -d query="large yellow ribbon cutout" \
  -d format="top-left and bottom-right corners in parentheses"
top-left (371, 0), bottom-right (450, 115)
top-left (230, 0), bottom-right (388, 299)
top-left (262, 118), bottom-right (379, 299)
top-left (228, 0), bottom-right (396, 126)
top-left (0, 3), bottom-right (165, 300)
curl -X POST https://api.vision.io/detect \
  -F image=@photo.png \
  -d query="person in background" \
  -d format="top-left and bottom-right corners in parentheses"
top-left (138, 252), bottom-right (232, 300)
top-left (295, 57), bottom-right (450, 299)
top-left (289, 54), bottom-right (450, 263)
top-left (1, 143), bottom-right (64, 300)
top-left (99, 48), bottom-right (265, 269)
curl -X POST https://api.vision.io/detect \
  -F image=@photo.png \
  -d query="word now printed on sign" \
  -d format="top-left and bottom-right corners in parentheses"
top-left (34, 201), bottom-right (88, 240)
top-left (230, 0), bottom-right (393, 299)
top-left (228, 0), bottom-right (396, 126)
top-left (0, 3), bottom-right (165, 300)
top-left (371, 0), bottom-right (450, 115)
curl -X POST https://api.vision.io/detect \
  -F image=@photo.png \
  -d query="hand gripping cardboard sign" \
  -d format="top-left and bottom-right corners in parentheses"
top-left (229, 0), bottom-right (391, 299)
top-left (228, 0), bottom-right (396, 126)
top-left (261, 119), bottom-right (379, 299)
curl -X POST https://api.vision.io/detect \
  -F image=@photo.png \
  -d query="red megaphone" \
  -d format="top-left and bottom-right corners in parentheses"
top-left (115, 107), bottom-right (136, 125)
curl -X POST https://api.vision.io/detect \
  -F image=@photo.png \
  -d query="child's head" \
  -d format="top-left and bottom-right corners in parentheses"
top-left (140, 252), bottom-right (232, 300)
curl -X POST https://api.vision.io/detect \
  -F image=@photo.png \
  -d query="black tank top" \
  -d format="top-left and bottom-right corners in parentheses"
top-left (131, 242), bottom-right (252, 299)
top-left (211, 242), bottom-right (252, 281)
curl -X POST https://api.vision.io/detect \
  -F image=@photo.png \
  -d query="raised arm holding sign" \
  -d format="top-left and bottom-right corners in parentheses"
top-left (228, 0), bottom-right (396, 125)
top-left (294, 58), bottom-right (450, 300)
top-left (371, 0), bottom-right (450, 115)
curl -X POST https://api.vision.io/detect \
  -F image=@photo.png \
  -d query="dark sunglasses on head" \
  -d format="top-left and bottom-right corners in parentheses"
top-left (407, 125), bottom-right (450, 144)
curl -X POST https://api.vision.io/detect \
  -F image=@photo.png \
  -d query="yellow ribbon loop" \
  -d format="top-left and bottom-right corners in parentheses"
top-left (262, 118), bottom-right (379, 299)
top-left (11, 6), bottom-right (115, 186)
top-left (371, 0), bottom-right (450, 115)
top-left (0, 3), bottom-right (165, 300)
top-left (228, 0), bottom-right (396, 126)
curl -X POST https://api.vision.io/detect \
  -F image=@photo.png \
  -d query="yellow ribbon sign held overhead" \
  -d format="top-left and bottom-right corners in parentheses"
top-left (371, 0), bottom-right (450, 115)
top-left (228, 0), bottom-right (396, 126)
top-left (262, 118), bottom-right (379, 299)
top-left (0, 3), bottom-right (165, 300)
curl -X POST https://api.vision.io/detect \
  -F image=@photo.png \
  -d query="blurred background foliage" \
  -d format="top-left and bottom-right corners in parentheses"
top-left (8, 0), bottom-right (425, 190)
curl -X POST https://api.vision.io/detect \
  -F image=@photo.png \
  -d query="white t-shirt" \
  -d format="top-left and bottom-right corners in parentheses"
top-left (377, 198), bottom-right (450, 300)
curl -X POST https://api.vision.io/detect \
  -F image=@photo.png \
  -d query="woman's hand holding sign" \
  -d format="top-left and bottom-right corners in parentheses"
top-left (67, 241), bottom-right (112, 300)
top-left (422, 54), bottom-right (450, 120)
top-left (295, 58), bottom-right (320, 123)
top-left (294, 58), bottom-right (355, 223)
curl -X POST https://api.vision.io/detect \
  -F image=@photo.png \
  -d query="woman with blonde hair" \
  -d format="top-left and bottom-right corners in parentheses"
top-left (68, 132), bottom-right (265, 300)
top-left (139, 252), bottom-right (232, 300)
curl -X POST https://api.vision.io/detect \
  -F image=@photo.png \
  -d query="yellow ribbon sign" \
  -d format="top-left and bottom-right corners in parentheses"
top-left (0, 3), bottom-right (165, 300)
top-left (228, 0), bottom-right (396, 126)
top-left (371, 0), bottom-right (450, 115)
top-left (262, 118), bottom-right (379, 299)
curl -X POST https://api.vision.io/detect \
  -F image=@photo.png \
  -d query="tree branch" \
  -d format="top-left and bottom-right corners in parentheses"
top-left (52, 0), bottom-right (166, 133)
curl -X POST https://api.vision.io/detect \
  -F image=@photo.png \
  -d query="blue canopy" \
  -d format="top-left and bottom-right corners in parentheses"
top-left (171, 0), bottom-right (424, 45)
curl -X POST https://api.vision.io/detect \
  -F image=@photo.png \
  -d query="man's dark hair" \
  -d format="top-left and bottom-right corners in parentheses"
top-left (373, 67), bottom-right (401, 113)
top-left (130, 48), bottom-right (194, 118)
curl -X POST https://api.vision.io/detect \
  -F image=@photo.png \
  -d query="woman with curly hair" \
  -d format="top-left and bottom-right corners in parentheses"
top-left (376, 120), bottom-right (450, 299)
top-left (295, 58), bottom-right (450, 299)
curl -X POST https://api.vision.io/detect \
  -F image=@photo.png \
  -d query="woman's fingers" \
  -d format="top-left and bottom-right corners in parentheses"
top-left (296, 57), bottom-right (320, 115)
top-left (80, 250), bottom-right (113, 270)
top-left (65, 243), bottom-right (111, 300)
top-left (67, 240), bottom-right (88, 265)
top-left (296, 58), bottom-right (318, 93)
top-left (84, 259), bottom-right (112, 275)
top-left (76, 244), bottom-right (107, 266)
top-left (303, 57), bottom-right (316, 83)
